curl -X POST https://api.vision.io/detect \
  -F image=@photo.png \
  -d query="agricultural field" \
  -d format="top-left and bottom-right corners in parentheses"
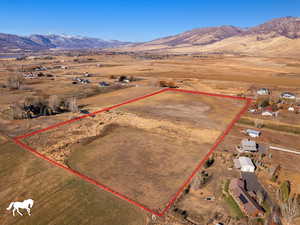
top-left (0, 140), bottom-right (147, 225)
top-left (20, 90), bottom-right (247, 212)
top-left (0, 52), bottom-right (300, 225)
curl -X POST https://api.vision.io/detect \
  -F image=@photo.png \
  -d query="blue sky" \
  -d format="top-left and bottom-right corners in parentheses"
top-left (1, 0), bottom-right (299, 42)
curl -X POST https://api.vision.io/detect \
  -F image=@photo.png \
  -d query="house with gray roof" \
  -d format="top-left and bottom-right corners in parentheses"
top-left (236, 139), bottom-right (258, 152)
top-left (257, 88), bottom-right (270, 96)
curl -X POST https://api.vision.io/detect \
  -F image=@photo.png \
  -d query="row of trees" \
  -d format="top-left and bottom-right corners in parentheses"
top-left (276, 180), bottom-right (300, 225)
top-left (10, 95), bottom-right (79, 119)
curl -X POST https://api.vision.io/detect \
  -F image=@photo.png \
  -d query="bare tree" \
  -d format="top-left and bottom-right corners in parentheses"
top-left (254, 119), bottom-right (264, 128)
top-left (48, 95), bottom-right (61, 112)
top-left (66, 97), bottom-right (78, 113)
top-left (276, 181), bottom-right (299, 225)
top-left (257, 190), bottom-right (265, 205)
top-left (10, 103), bottom-right (26, 119)
top-left (281, 196), bottom-right (300, 225)
top-left (7, 74), bottom-right (24, 89)
top-left (23, 96), bottom-right (35, 108)
top-left (191, 171), bottom-right (210, 190)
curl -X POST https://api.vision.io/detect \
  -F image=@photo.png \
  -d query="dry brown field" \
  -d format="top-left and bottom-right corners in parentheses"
top-left (0, 140), bottom-right (147, 225)
top-left (21, 90), bottom-right (245, 211)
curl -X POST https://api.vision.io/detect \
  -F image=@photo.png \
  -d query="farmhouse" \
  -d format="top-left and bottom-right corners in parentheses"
top-left (34, 66), bottom-right (47, 71)
top-left (280, 92), bottom-right (296, 99)
top-left (23, 73), bottom-right (38, 79)
top-left (99, 81), bottom-right (110, 87)
top-left (229, 179), bottom-right (264, 217)
top-left (257, 88), bottom-right (270, 95)
top-left (261, 110), bottom-right (278, 117)
top-left (245, 129), bottom-right (261, 138)
top-left (84, 72), bottom-right (92, 77)
top-left (288, 106), bottom-right (295, 112)
top-left (248, 108), bottom-right (257, 113)
top-left (73, 77), bottom-right (90, 84)
top-left (236, 139), bottom-right (258, 152)
top-left (234, 157), bottom-right (256, 172)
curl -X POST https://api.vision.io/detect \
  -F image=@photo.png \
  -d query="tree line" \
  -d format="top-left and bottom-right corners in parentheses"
top-left (10, 95), bottom-right (79, 119)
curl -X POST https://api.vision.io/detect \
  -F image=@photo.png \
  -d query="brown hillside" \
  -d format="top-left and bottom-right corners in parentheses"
top-left (120, 17), bottom-right (300, 57)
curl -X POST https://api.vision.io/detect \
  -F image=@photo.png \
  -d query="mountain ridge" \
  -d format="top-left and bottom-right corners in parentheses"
top-left (120, 16), bottom-right (300, 57)
top-left (1, 17), bottom-right (300, 57)
top-left (0, 33), bottom-right (131, 52)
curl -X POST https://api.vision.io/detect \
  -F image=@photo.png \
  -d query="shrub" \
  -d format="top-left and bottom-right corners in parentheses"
top-left (118, 75), bottom-right (128, 82)
top-left (191, 170), bottom-right (211, 190)
top-left (168, 81), bottom-right (177, 88)
top-left (204, 158), bottom-right (215, 168)
top-left (280, 181), bottom-right (291, 202)
top-left (159, 80), bottom-right (168, 87)
top-left (260, 99), bottom-right (270, 108)
top-left (158, 80), bottom-right (177, 88)
top-left (129, 76), bottom-right (136, 81)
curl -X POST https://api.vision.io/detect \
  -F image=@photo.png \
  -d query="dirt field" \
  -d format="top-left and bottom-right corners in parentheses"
top-left (68, 124), bottom-right (210, 210)
top-left (20, 90), bottom-right (245, 212)
top-left (119, 90), bottom-right (243, 129)
top-left (1, 54), bottom-right (300, 106)
top-left (0, 140), bottom-right (147, 225)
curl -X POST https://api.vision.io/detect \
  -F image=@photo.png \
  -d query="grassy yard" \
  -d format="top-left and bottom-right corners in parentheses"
top-left (223, 194), bottom-right (245, 219)
top-left (222, 180), bottom-right (245, 219)
top-left (0, 141), bottom-right (147, 225)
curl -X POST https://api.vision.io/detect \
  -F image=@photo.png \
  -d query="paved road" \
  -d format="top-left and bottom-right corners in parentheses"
top-left (269, 145), bottom-right (300, 155)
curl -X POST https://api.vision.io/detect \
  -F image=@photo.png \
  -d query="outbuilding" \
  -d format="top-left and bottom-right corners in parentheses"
top-left (234, 157), bottom-right (256, 172)
top-left (262, 110), bottom-right (275, 117)
top-left (257, 88), bottom-right (270, 95)
top-left (236, 139), bottom-right (258, 152)
top-left (99, 81), bottom-right (110, 87)
top-left (280, 92), bottom-right (296, 100)
top-left (245, 129), bottom-right (261, 138)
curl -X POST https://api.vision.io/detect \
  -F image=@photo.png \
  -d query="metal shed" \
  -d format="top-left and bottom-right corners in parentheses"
top-left (234, 157), bottom-right (255, 172)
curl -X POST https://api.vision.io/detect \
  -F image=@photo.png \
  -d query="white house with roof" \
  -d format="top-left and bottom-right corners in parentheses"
top-left (234, 157), bottom-right (256, 172)
top-left (245, 129), bottom-right (261, 138)
top-left (280, 92), bottom-right (296, 100)
top-left (262, 110), bottom-right (273, 116)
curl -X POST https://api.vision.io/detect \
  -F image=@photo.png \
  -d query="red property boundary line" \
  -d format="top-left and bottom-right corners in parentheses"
top-left (13, 88), bottom-right (252, 217)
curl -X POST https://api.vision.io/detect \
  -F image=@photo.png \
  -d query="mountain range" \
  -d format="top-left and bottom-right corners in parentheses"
top-left (1, 17), bottom-right (300, 57)
top-left (122, 17), bottom-right (300, 57)
top-left (0, 33), bottom-right (130, 52)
